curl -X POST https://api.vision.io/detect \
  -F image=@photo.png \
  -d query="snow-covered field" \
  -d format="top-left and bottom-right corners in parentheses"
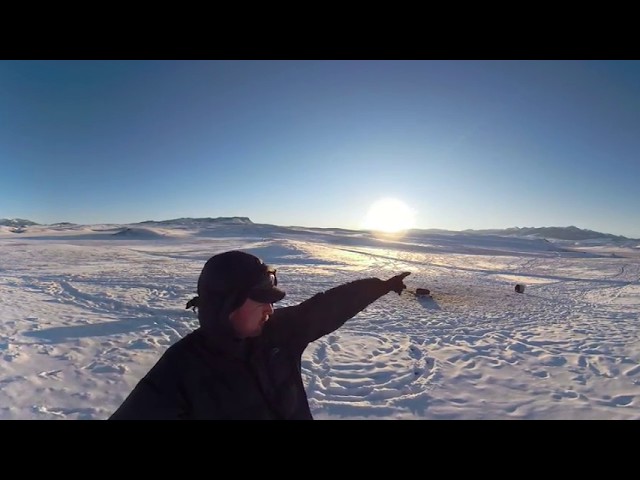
top-left (1, 222), bottom-right (639, 419)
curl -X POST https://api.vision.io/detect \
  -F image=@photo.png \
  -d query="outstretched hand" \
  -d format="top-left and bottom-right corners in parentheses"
top-left (386, 272), bottom-right (411, 295)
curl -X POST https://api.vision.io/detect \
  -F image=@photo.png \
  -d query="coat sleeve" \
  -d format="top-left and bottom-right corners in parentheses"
top-left (267, 277), bottom-right (392, 348)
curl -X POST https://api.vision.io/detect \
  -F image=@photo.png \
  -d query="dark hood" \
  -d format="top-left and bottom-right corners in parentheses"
top-left (197, 294), bottom-right (237, 339)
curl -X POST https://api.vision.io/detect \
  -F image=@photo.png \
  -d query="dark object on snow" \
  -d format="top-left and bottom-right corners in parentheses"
top-left (415, 288), bottom-right (431, 296)
top-left (515, 284), bottom-right (525, 294)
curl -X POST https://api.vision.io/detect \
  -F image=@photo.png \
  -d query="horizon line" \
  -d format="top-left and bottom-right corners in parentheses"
top-left (1, 216), bottom-right (638, 240)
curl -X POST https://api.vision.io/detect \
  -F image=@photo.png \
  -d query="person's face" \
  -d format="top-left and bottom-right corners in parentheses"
top-left (229, 298), bottom-right (274, 338)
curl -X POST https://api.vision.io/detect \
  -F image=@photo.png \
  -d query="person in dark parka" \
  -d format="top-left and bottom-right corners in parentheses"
top-left (109, 250), bottom-right (410, 420)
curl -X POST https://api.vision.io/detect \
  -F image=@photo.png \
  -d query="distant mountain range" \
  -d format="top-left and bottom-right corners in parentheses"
top-left (458, 226), bottom-right (635, 242)
top-left (0, 217), bottom-right (253, 228)
top-left (138, 216), bottom-right (253, 226)
top-left (0, 218), bottom-right (39, 227)
top-left (1, 217), bottom-right (637, 241)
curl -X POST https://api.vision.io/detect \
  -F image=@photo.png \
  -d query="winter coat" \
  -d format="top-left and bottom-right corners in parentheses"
top-left (109, 277), bottom-right (393, 420)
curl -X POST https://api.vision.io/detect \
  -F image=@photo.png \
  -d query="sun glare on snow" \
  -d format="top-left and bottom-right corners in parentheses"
top-left (362, 198), bottom-right (417, 233)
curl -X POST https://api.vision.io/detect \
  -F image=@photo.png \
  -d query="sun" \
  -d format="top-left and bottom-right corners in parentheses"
top-left (362, 198), bottom-right (417, 233)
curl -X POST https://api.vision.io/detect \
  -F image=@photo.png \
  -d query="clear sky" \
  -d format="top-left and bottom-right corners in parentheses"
top-left (2, 60), bottom-right (639, 237)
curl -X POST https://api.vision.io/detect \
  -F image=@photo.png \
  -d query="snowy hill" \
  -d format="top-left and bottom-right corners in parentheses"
top-left (459, 225), bottom-right (637, 242)
top-left (2, 218), bottom-right (638, 246)
top-left (137, 217), bottom-right (253, 227)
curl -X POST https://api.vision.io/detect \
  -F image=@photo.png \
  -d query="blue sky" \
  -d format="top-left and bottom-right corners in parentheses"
top-left (2, 60), bottom-right (639, 237)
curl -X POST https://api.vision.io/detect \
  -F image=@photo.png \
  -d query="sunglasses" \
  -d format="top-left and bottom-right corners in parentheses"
top-left (251, 268), bottom-right (278, 290)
